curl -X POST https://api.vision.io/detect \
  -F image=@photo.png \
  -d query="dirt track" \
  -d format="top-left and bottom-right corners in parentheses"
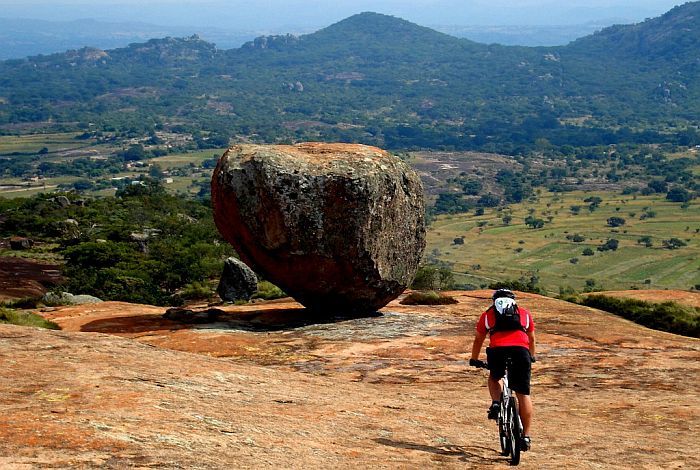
top-left (0, 291), bottom-right (697, 468)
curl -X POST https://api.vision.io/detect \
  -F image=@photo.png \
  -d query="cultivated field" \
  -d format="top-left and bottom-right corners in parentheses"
top-left (428, 190), bottom-right (700, 294)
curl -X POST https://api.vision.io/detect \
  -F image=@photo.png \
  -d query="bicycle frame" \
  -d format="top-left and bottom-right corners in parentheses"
top-left (477, 360), bottom-right (523, 465)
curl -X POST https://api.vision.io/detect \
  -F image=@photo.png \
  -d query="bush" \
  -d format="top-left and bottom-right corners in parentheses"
top-left (0, 307), bottom-right (60, 330)
top-left (253, 281), bottom-right (287, 300)
top-left (582, 248), bottom-right (595, 256)
top-left (411, 264), bottom-right (455, 290)
top-left (179, 281), bottom-right (215, 300)
top-left (577, 295), bottom-right (699, 338)
top-left (400, 291), bottom-right (458, 305)
top-left (1, 297), bottom-right (41, 309)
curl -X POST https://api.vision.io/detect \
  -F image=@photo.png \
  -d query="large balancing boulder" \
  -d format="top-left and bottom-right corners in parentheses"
top-left (211, 142), bottom-right (425, 314)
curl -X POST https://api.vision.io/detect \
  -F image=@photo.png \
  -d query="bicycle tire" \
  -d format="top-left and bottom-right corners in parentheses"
top-left (508, 397), bottom-right (521, 466)
top-left (498, 395), bottom-right (509, 455)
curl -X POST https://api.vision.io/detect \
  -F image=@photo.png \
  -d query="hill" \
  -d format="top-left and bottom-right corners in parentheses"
top-left (1, 4), bottom-right (699, 149)
top-left (0, 292), bottom-right (697, 467)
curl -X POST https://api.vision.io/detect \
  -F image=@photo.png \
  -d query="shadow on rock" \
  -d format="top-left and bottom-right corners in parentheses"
top-left (373, 438), bottom-right (499, 465)
top-left (79, 306), bottom-right (384, 334)
top-left (177, 306), bottom-right (384, 332)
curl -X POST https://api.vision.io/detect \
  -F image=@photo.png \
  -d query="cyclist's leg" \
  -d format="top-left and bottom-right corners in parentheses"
top-left (485, 347), bottom-right (506, 401)
top-left (515, 392), bottom-right (532, 436)
top-left (488, 375), bottom-right (502, 401)
top-left (507, 347), bottom-right (533, 436)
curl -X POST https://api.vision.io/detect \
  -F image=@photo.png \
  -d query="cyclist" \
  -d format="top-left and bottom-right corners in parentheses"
top-left (469, 288), bottom-right (536, 451)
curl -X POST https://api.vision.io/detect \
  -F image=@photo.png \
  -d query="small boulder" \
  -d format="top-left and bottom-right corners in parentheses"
top-left (43, 292), bottom-right (103, 306)
top-left (54, 196), bottom-right (71, 208)
top-left (217, 257), bottom-right (258, 302)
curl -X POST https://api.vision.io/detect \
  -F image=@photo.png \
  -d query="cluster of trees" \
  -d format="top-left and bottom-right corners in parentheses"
top-left (0, 182), bottom-right (235, 305)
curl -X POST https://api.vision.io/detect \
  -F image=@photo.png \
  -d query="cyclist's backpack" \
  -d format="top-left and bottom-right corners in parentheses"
top-left (489, 298), bottom-right (526, 333)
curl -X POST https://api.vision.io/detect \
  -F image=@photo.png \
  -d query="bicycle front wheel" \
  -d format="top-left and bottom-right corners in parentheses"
top-left (498, 396), bottom-right (509, 456)
top-left (508, 397), bottom-right (521, 466)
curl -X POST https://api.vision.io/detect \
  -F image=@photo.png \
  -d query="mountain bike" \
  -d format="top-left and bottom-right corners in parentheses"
top-left (472, 359), bottom-right (523, 466)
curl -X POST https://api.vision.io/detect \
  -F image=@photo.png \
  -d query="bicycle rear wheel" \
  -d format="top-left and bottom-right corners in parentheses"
top-left (508, 397), bottom-right (521, 466)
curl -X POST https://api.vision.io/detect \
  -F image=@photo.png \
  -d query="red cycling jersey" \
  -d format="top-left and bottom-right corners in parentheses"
top-left (476, 306), bottom-right (535, 349)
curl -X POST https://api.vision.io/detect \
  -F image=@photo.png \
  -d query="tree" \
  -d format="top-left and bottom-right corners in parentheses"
top-left (662, 238), bottom-right (687, 250)
top-left (477, 193), bottom-right (500, 207)
top-left (666, 187), bottom-right (692, 203)
top-left (637, 236), bottom-right (653, 247)
top-left (119, 144), bottom-right (147, 162)
top-left (647, 180), bottom-right (667, 193)
top-left (582, 248), bottom-right (595, 256)
top-left (607, 217), bottom-right (626, 227)
top-left (597, 239), bottom-right (619, 252)
top-left (525, 215), bottom-right (544, 229)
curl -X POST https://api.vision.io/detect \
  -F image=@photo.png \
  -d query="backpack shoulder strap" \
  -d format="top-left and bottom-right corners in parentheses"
top-left (485, 305), bottom-right (496, 334)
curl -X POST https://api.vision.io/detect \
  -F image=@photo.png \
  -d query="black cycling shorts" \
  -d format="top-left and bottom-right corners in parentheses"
top-left (486, 346), bottom-right (532, 395)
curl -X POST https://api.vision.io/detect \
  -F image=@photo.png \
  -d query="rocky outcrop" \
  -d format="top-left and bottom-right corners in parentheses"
top-left (9, 237), bottom-right (33, 250)
top-left (217, 257), bottom-right (258, 302)
top-left (56, 219), bottom-right (80, 239)
top-left (211, 143), bottom-right (425, 314)
top-left (42, 291), bottom-right (102, 306)
top-left (129, 228), bottom-right (161, 253)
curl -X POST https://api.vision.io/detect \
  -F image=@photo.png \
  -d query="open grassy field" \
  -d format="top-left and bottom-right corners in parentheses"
top-left (0, 132), bottom-right (88, 154)
top-left (427, 190), bottom-right (700, 294)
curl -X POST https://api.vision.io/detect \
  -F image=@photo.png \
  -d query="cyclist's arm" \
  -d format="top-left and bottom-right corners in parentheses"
top-left (471, 329), bottom-right (487, 360)
top-left (527, 330), bottom-right (536, 358)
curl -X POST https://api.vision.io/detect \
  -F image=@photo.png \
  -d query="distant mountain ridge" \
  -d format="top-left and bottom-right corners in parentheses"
top-left (0, 3), bottom-right (698, 149)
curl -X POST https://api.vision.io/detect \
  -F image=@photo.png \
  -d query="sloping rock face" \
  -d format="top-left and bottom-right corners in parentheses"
top-left (211, 143), bottom-right (425, 314)
top-left (10, 291), bottom-right (699, 468)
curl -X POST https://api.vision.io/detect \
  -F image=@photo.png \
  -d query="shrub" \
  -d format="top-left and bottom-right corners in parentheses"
top-left (566, 233), bottom-right (586, 242)
top-left (582, 248), bottom-right (595, 256)
top-left (577, 295), bottom-right (699, 338)
top-left (1, 297), bottom-right (41, 309)
top-left (411, 264), bottom-right (454, 290)
top-left (400, 291), bottom-right (458, 305)
top-left (179, 281), bottom-right (215, 300)
top-left (252, 281), bottom-right (287, 300)
top-left (0, 307), bottom-right (60, 330)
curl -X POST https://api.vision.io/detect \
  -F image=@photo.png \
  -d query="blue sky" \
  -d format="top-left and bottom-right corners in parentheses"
top-left (0, 1), bottom-right (686, 29)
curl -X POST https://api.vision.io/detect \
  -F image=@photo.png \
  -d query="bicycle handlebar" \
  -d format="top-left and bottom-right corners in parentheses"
top-left (469, 359), bottom-right (489, 369)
